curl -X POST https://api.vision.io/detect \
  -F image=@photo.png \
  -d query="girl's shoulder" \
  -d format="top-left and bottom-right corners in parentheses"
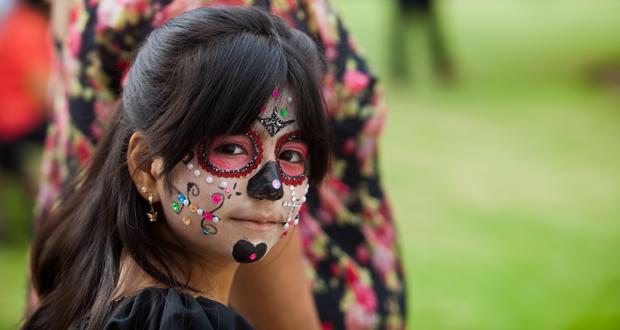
top-left (105, 287), bottom-right (254, 330)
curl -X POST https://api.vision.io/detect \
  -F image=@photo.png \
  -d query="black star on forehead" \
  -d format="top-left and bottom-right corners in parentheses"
top-left (258, 107), bottom-right (295, 136)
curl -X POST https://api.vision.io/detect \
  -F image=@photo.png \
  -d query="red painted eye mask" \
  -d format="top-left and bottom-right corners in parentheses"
top-left (275, 131), bottom-right (308, 186)
top-left (197, 129), bottom-right (308, 185)
top-left (197, 129), bottom-right (263, 178)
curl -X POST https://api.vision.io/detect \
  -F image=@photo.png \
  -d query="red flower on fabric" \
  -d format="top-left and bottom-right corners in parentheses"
top-left (344, 69), bottom-right (370, 95)
top-left (75, 139), bottom-right (91, 165)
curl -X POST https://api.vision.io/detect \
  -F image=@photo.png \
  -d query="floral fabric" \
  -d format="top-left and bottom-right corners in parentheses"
top-left (35, 0), bottom-right (407, 329)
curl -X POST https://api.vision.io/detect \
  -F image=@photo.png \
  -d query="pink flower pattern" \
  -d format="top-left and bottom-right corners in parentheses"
top-left (35, 0), bottom-right (407, 328)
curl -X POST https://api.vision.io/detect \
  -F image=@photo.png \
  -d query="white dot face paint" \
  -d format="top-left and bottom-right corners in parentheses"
top-left (156, 89), bottom-right (309, 265)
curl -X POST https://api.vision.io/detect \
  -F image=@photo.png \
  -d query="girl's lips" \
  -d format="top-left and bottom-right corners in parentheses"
top-left (229, 217), bottom-right (283, 231)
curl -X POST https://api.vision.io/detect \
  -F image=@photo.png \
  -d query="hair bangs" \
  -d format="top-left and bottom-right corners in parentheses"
top-left (152, 32), bottom-right (288, 175)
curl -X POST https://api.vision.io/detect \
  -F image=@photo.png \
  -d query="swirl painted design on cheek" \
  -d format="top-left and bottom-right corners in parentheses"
top-left (171, 179), bottom-right (242, 236)
top-left (196, 129), bottom-right (263, 178)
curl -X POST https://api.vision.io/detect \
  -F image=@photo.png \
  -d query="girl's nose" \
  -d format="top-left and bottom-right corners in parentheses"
top-left (247, 161), bottom-right (284, 200)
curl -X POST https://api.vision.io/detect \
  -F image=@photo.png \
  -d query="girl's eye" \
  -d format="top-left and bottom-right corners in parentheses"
top-left (279, 150), bottom-right (304, 163)
top-left (277, 140), bottom-right (308, 177)
top-left (205, 134), bottom-right (256, 171)
top-left (215, 143), bottom-right (247, 155)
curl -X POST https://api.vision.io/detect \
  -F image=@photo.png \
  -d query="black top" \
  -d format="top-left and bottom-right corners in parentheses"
top-left (105, 288), bottom-right (254, 330)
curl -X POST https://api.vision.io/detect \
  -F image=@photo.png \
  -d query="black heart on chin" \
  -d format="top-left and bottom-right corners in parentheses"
top-left (232, 240), bottom-right (267, 263)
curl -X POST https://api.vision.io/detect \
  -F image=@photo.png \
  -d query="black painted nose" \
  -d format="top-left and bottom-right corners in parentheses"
top-left (247, 161), bottom-right (284, 200)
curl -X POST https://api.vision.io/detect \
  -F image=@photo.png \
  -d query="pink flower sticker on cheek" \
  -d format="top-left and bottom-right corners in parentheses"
top-left (211, 194), bottom-right (223, 204)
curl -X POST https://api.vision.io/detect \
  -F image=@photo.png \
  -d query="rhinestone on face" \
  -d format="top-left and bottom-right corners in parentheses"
top-left (283, 222), bottom-right (290, 230)
top-left (272, 179), bottom-right (281, 189)
top-left (287, 96), bottom-right (292, 104)
top-left (189, 203), bottom-right (198, 213)
top-left (193, 169), bottom-right (201, 177)
top-left (206, 176), bottom-right (214, 184)
top-left (183, 200), bottom-right (189, 206)
top-left (259, 110), bottom-right (295, 137)
top-left (171, 201), bottom-right (181, 214)
top-left (197, 208), bottom-right (204, 215)
top-left (211, 194), bottom-right (223, 204)
top-left (187, 163), bottom-right (194, 170)
top-left (213, 216), bottom-right (221, 223)
top-left (280, 107), bottom-right (288, 117)
top-left (182, 216), bottom-right (192, 226)
top-left (219, 181), bottom-right (228, 189)
top-left (202, 226), bottom-right (213, 235)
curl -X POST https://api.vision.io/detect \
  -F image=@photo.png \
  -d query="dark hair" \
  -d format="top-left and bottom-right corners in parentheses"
top-left (23, 7), bottom-right (330, 330)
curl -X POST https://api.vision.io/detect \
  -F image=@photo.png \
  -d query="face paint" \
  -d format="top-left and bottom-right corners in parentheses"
top-left (232, 239), bottom-right (267, 263)
top-left (281, 183), bottom-right (308, 231)
top-left (247, 161), bottom-right (284, 200)
top-left (171, 179), bottom-right (244, 235)
top-left (275, 131), bottom-right (308, 186)
top-left (197, 129), bottom-right (263, 178)
top-left (158, 89), bottom-right (309, 267)
top-left (257, 89), bottom-right (296, 136)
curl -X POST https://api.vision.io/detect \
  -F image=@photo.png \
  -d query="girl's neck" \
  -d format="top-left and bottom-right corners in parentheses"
top-left (113, 252), bottom-right (239, 304)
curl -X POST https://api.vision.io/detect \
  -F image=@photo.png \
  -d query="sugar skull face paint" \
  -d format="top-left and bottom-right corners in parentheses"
top-left (157, 89), bottom-right (310, 265)
top-left (257, 88), bottom-right (296, 136)
top-left (197, 129), bottom-right (263, 178)
top-left (275, 131), bottom-right (308, 186)
top-left (232, 239), bottom-right (267, 263)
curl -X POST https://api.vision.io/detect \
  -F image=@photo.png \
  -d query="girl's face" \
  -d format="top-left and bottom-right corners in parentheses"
top-left (157, 89), bottom-right (309, 264)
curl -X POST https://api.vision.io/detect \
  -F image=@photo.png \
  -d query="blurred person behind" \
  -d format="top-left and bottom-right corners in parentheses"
top-left (390, 0), bottom-right (455, 82)
top-left (28, 0), bottom-right (407, 329)
top-left (0, 0), bottom-right (52, 240)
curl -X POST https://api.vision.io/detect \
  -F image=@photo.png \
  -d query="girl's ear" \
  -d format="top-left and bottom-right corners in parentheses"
top-left (127, 131), bottom-right (163, 202)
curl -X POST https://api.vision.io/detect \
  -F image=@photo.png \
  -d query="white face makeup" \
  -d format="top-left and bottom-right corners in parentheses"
top-left (156, 89), bottom-right (309, 264)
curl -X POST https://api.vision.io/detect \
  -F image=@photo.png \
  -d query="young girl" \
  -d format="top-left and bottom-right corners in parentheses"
top-left (23, 7), bottom-right (329, 329)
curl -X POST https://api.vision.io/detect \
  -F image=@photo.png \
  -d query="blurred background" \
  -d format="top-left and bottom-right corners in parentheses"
top-left (1, 0), bottom-right (619, 329)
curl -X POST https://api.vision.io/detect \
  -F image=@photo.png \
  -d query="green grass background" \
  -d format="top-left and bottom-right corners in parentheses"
top-left (1, 0), bottom-right (620, 329)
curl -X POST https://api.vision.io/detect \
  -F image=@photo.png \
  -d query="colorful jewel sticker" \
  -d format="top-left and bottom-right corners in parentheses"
top-left (258, 89), bottom-right (295, 136)
top-left (258, 107), bottom-right (296, 137)
top-left (172, 176), bottom-right (244, 236)
top-left (281, 183), bottom-right (308, 230)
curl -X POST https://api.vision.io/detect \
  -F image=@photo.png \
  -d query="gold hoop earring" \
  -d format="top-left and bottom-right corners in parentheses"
top-left (142, 186), bottom-right (158, 222)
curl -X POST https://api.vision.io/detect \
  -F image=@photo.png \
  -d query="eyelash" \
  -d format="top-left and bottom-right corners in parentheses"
top-left (279, 149), bottom-right (305, 163)
top-left (274, 131), bottom-right (307, 186)
top-left (215, 143), bottom-right (248, 155)
top-left (197, 129), bottom-right (263, 178)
